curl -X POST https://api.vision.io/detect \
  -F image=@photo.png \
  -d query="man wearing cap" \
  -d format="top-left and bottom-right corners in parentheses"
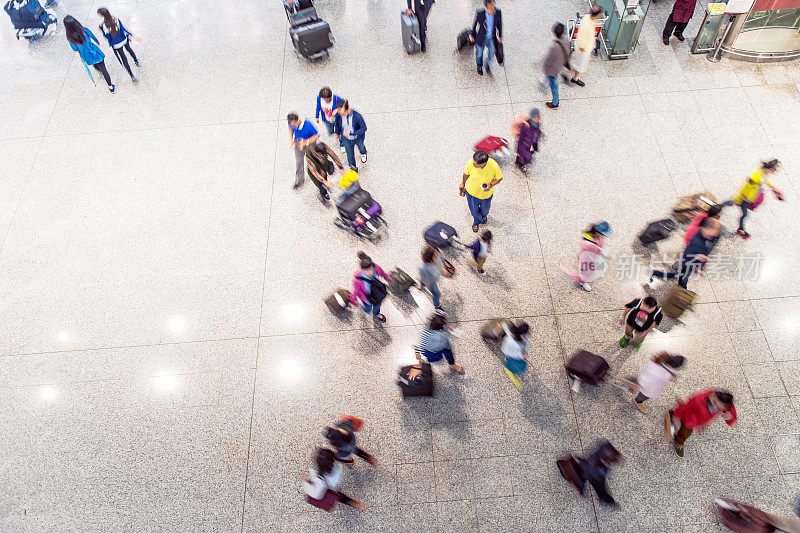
top-left (459, 150), bottom-right (503, 233)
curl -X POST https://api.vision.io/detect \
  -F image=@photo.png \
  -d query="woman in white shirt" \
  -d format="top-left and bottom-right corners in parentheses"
top-left (300, 448), bottom-right (366, 511)
top-left (624, 352), bottom-right (685, 414)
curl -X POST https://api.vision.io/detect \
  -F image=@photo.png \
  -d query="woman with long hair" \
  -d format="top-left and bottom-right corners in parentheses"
top-left (97, 7), bottom-right (139, 83)
top-left (64, 15), bottom-right (115, 92)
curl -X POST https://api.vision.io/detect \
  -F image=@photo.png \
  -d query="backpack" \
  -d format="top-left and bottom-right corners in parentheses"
top-left (357, 275), bottom-right (387, 305)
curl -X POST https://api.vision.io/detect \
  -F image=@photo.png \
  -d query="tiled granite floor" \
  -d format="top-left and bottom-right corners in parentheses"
top-left (1, 0), bottom-right (799, 531)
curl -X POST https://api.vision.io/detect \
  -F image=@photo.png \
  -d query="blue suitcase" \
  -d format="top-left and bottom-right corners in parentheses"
top-left (424, 221), bottom-right (458, 248)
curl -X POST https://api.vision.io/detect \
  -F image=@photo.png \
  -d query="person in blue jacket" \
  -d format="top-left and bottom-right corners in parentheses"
top-left (97, 7), bottom-right (139, 84)
top-left (316, 87), bottom-right (344, 137)
top-left (334, 100), bottom-right (368, 172)
top-left (64, 15), bottom-right (115, 92)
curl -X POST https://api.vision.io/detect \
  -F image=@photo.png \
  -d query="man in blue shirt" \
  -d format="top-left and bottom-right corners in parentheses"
top-left (288, 112), bottom-right (319, 189)
top-left (468, 0), bottom-right (502, 75)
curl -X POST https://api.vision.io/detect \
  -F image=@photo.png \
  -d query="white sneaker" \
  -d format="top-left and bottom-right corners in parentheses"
top-left (580, 283), bottom-right (592, 292)
top-left (339, 145), bottom-right (346, 154)
top-left (360, 153), bottom-right (367, 164)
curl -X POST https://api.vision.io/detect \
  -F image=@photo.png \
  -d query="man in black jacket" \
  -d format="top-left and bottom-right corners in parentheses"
top-left (649, 216), bottom-right (722, 289)
top-left (406, 0), bottom-right (434, 52)
top-left (468, 0), bottom-right (502, 75)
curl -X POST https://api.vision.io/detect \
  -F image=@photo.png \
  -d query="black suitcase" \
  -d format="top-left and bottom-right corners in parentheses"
top-left (456, 28), bottom-right (473, 52)
top-left (389, 268), bottom-right (415, 295)
top-left (289, 6), bottom-right (318, 27)
top-left (424, 221), bottom-right (458, 248)
top-left (638, 219), bottom-right (676, 245)
top-left (566, 350), bottom-right (609, 386)
top-left (290, 19), bottom-right (333, 59)
top-left (338, 189), bottom-right (372, 220)
top-left (398, 363), bottom-right (434, 398)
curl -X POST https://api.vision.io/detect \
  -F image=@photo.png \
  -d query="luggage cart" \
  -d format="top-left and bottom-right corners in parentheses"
top-left (567, 11), bottom-right (607, 57)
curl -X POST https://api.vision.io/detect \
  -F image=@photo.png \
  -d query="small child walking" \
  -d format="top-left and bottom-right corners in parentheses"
top-left (466, 230), bottom-right (492, 276)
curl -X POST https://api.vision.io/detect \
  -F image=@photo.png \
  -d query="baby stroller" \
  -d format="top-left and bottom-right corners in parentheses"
top-left (334, 184), bottom-right (387, 241)
top-left (5, 0), bottom-right (57, 42)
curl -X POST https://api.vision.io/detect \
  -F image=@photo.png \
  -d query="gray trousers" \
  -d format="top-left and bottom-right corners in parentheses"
top-left (295, 145), bottom-right (305, 186)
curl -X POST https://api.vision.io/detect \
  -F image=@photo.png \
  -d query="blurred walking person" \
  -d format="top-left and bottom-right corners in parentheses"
top-left (64, 15), bottom-right (115, 93)
top-left (541, 22), bottom-right (570, 108)
top-left (569, 5), bottom-right (603, 86)
top-left (301, 448), bottom-right (367, 511)
top-left (334, 100), bottom-right (368, 172)
top-left (733, 159), bottom-right (784, 239)
top-left (350, 252), bottom-right (392, 323)
top-left (415, 314), bottom-right (464, 374)
top-left (513, 108), bottom-right (541, 171)
top-left (468, 0), bottom-right (502, 75)
top-left (559, 440), bottom-right (622, 507)
top-left (662, 0), bottom-right (697, 45)
top-left (665, 389), bottom-right (737, 457)
top-left (97, 7), bottom-right (139, 83)
top-left (562, 221), bottom-right (613, 292)
top-left (287, 112), bottom-right (319, 189)
top-left (619, 352), bottom-right (684, 414)
top-left (406, 0), bottom-right (434, 52)
top-left (419, 244), bottom-right (445, 312)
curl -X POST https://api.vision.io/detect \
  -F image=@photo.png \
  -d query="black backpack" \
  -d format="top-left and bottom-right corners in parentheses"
top-left (357, 275), bottom-right (387, 305)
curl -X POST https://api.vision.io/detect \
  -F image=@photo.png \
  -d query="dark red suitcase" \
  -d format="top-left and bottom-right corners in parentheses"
top-left (566, 350), bottom-right (609, 386)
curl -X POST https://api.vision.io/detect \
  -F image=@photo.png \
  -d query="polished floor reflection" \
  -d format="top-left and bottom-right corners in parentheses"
top-left (1, 0), bottom-right (800, 531)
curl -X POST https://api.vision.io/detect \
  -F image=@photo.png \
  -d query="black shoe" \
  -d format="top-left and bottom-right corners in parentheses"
top-left (674, 442), bottom-right (684, 457)
top-left (477, 67), bottom-right (483, 75)
top-left (421, 43), bottom-right (426, 52)
top-left (472, 224), bottom-right (479, 232)
top-left (571, 78), bottom-right (585, 87)
top-left (481, 217), bottom-right (487, 224)
top-left (561, 73), bottom-right (570, 83)
top-left (546, 102), bottom-right (559, 109)
top-left (663, 36), bottom-right (670, 45)
top-left (323, 193), bottom-right (330, 200)
top-left (675, 34), bottom-right (685, 42)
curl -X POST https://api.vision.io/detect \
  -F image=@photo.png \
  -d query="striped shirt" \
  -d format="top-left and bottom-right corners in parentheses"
top-left (418, 329), bottom-right (450, 352)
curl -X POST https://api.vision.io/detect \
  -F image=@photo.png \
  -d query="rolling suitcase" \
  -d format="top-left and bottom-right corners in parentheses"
top-left (672, 192), bottom-right (717, 223)
top-left (481, 318), bottom-right (510, 343)
top-left (398, 362), bottom-right (433, 398)
top-left (715, 499), bottom-right (775, 533)
top-left (638, 219), bottom-right (676, 245)
top-left (324, 288), bottom-right (351, 313)
top-left (566, 350), bottom-right (609, 387)
top-left (291, 19), bottom-right (333, 59)
top-left (662, 286), bottom-right (695, 318)
top-left (401, 11), bottom-right (421, 54)
top-left (389, 268), bottom-right (415, 295)
top-left (456, 28), bottom-right (473, 51)
top-left (424, 221), bottom-right (458, 248)
top-left (556, 455), bottom-right (583, 489)
top-left (289, 6), bottom-right (318, 27)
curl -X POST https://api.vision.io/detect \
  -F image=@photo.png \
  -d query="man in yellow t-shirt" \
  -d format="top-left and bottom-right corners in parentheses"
top-left (459, 150), bottom-right (503, 233)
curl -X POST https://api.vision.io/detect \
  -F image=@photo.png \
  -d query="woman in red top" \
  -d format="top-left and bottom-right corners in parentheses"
top-left (665, 389), bottom-right (736, 457)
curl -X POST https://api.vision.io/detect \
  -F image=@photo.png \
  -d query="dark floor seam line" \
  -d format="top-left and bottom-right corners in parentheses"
top-left (240, 29), bottom-right (290, 533)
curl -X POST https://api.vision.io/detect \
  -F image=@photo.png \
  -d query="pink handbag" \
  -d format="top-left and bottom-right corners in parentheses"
top-left (751, 190), bottom-right (765, 209)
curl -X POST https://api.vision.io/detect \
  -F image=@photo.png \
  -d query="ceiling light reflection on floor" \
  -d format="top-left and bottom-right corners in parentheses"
top-left (39, 386), bottom-right (58, 401)
top-left (153, 372), bottom-right (179, 392)
top-left (282, 304), bottom-right (304, 322)
top-left (57, 331), bottom-right (71, 342)
top-left (166, 316), bottom-right (186, 333)
top-left (278, 359), bottom-right (303, 382)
